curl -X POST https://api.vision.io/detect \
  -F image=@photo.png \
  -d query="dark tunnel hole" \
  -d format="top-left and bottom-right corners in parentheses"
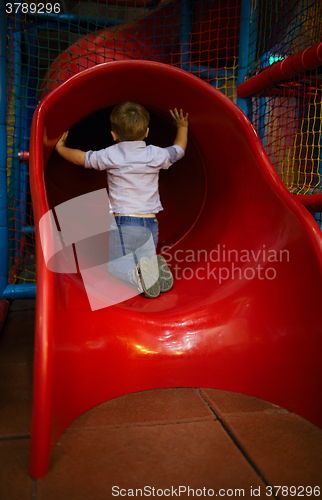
top-left (45, 106), bottom-right (206, 252)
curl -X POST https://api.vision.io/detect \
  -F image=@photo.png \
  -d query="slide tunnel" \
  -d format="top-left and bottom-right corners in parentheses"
top-left (29, 60), bottom-right (322, 478)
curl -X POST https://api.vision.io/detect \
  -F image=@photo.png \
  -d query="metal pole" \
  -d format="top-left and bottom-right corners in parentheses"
top-left (12, 9), bottom-right (23, 258)
top-left (0, 0), bottom-right (8, 297)
top-left (237, 42), bottom-right (322, 98)
top-left (314, 102), bottom-right (322, 228)
top-left (2, 283), bottom-right (36, 299)
top-left (236, 0), bottom-right (254, 118)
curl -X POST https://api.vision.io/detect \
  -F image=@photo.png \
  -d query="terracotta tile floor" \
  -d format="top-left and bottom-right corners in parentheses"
top-left (0, 300), bottom-right (321, 500)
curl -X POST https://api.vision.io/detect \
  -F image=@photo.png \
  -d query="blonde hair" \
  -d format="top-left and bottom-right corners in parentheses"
top-left (110, 102), bottom-right (150, 141)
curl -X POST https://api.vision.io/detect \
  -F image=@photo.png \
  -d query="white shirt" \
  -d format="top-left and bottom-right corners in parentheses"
top-left (84, 141), bottom-right (185, 214)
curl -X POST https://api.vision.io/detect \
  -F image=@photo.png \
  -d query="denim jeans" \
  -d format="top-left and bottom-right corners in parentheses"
top-left (108, 216), bottom-right (159, 284)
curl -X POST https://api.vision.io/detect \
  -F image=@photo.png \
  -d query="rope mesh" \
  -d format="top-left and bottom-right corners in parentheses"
top-left (4, 0), bottom-right (322, 287)
top-left (247, 0), bottom-right (322, 197)
top-left (5, 0), bottom-right (241, 284)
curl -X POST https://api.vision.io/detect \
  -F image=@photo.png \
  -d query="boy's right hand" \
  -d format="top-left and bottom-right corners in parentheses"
top-left (55, 130), bottom-right (86, 166)
top-left (169, 108), bottom-right (189, 128)
top-left (55, 131), bottom-right (69, 151)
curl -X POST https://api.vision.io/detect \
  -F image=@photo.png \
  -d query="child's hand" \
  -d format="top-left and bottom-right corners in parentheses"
top-left (169, 108), bottom-right (189, 128)
top-left (55, 131), bottom-right (69, 151)
top-left (170, 109), bottom-right (189, 151)
top-left (55, 130), bottom-right (86, 166)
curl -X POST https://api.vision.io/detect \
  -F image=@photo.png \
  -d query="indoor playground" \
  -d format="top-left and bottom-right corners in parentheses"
top-left (0, 0), bottom-right (322, 496)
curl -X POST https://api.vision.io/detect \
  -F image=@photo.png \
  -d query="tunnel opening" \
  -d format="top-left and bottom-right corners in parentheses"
top-left (45, 106), bottom-right (207, 253)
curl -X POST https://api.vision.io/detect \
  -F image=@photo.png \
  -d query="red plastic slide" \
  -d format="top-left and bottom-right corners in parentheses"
top-left (29, 60), bottom-right (322, 478)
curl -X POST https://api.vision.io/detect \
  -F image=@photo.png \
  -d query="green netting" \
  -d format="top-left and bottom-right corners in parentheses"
top-left (4, 0), bottom-right (322, 289)
top-left (248, 0), bottom-right (322, 74)
top-left (5, 0), bottom-right (241, 285)
top-left (246, 0), bottom-right (322, 212)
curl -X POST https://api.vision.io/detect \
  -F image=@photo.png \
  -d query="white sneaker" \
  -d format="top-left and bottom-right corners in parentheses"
top-left (138, 256), bottom-right (160, 299)
top-left (131, 266), bottom-right (144, 293)
top-left (157, 255), bottom-right (173, 293)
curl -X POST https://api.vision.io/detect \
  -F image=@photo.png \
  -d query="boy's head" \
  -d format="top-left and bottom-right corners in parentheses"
top-left (110, 102), bottom-right (150, 142)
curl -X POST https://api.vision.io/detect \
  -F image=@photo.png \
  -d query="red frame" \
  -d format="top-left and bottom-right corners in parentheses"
top-left (29, 60), bottom-right (322, 478)
top-left (237, 41), bottom-right (322, 98)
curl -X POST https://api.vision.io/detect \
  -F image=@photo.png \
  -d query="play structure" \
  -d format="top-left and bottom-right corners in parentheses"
top-left (1, 0), bottom-right (322, 479)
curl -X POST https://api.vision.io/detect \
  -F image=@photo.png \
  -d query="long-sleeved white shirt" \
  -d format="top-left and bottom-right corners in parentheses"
top-left (84, 141), bottom-right (185, 214)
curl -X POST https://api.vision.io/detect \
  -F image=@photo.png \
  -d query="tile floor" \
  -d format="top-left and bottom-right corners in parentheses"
top-left (0, 299), bottom-right (321, 500)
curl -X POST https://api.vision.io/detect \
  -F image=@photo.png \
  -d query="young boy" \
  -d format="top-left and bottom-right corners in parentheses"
top-left (55, 102), bottom-right (188, 298)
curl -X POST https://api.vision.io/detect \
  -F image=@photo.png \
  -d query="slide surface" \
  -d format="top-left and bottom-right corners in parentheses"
top-left (29, 60), bottom-right (322, 478)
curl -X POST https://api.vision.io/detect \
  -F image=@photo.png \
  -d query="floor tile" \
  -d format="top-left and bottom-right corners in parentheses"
top-left (200, 388), bottom-right (287, 417)
top-left (69, 388), bottom-right (214, 431)
top-left (0, 299), bottom-right (9, 333)
top-left (0, 363), bottom-right (33, 438)
top-left (0, 300), bottom-right (35, 365)
top-left (0, 361), bottom-right (33, 387)
top-left (8, 300), bottom-right (36, 313)
top-left (0, 320), bottom-right (33, 439)
top-left (38, 420), bottom-right (266, 500)
top-left (0, 398), bottom-right (32, 439)
top-left (0, 438), bottom-right (33, 500)
top-left (223, 412), bottom-right (322, 487)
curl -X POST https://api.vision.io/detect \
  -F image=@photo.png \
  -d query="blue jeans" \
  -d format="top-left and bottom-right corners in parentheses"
top-left (108, 216), bottom-right (159, 284)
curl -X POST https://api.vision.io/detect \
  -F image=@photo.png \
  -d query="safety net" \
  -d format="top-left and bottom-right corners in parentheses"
top-left (4, 0), bottom-right (241, 289)
top-left (245, 0), bottom-right (322, 196)
top-left (3, 0), bottom-right (322, 294)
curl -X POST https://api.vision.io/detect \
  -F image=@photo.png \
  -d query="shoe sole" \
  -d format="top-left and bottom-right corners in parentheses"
top-left (157, 255), bottom-right (173, 293)
top-left (138, 256), bottom-right (160, 299)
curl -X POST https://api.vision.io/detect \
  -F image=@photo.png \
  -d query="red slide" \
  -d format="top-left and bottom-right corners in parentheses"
top-left (29, 59), bottom-right (322, 478)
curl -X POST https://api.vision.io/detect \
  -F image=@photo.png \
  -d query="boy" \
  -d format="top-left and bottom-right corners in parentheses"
top-left (55, 102), bottom-right (188, 298)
